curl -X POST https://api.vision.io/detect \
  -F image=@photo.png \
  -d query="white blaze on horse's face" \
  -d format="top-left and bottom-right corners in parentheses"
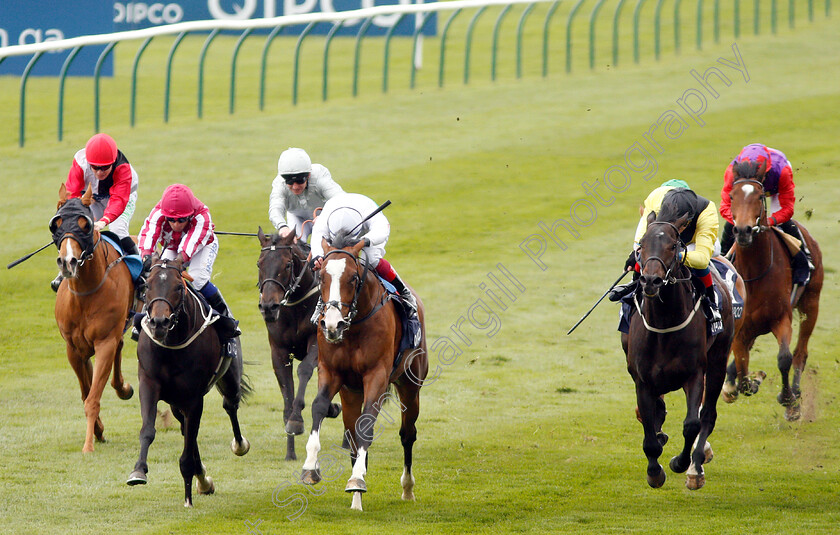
top-left (323, 258), bottom-right (347, 337)
top-left (57, 239), bottom-right (82, 278)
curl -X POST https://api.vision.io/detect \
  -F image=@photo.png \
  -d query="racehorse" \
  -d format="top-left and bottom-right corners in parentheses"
top-left (622, 212), bottom-right (733, 490)
top-left (52, 184), bottom-right (135, 453)
top-left (257, 228), bottom-right (340, 461)
top-left (127, 255), bottom-right (251, 507)
top-left (721, 161), bottom-right (823, 421)
top-left (300, 233), bottom-right (428, 511)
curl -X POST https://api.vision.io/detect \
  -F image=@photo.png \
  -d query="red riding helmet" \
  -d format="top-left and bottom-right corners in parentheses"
top-left (160, 184), bottom-right (197, 219)
top-left (85, 133), bottom-right (118, 166)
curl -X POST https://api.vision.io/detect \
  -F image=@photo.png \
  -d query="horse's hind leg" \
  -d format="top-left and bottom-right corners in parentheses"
top-left (217, 343), bottom-right (250, 456)
top-left (396, 384), bottom-right (421, 501)
top-left (791, 291), bottom-right (820, 401)
top-left (771, 316), bottom-right (797, 413)
top-left (110, 338), bottom-right (134, 400)
top-left (128, 376), bottom-right (160, 486)
top-left (669, 373), bottom-right (703, 475)
top-left (271, 344), bottom-right (300, 453)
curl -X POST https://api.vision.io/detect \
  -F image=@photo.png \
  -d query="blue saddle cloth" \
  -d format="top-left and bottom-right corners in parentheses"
top-left (618, 258), bottom-right (745, 335)
top-left (100, 233), bottom-right (144, 283)
top-left (375, 275), bottom-right (421, 365)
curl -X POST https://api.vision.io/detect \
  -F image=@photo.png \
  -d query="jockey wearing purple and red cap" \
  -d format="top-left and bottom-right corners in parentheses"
top-left (719, 143), bottom-right (813, 286)
top-left (134, 184), bottom-right (240, 350)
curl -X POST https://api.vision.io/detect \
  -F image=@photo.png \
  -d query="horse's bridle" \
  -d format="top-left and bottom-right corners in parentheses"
top-left (639, 221), bottom-right (690, 286)
top-left (258, 244), bottom-right (318, 306)
top-left (49, 212), bottom-right (101, 268)
top-left (732, 178), bottom-right (769, 234)
top-left (145, 262), bottom-right (187, 332)
top-left (317, 249), bottom-right (369, 328)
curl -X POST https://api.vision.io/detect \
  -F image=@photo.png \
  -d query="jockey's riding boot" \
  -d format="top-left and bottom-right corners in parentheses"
top-left (791, 250), bottom-right (811, 287)
top-left (119, 236), bottom-right (140, 256)
top-left (389, 273), bottom-right (418, 317)
top-left (131, 312), bottom-right (145, 341)
top-left (51, 273), bottom-right (64, 292)
top-left (703, 285), bottom-right (723, 332)
top-left (206, 290), bottom-right (241, 358)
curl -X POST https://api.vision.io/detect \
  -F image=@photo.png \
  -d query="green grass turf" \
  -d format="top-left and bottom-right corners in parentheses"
top-left (0, 10), bottom-right (838, 535)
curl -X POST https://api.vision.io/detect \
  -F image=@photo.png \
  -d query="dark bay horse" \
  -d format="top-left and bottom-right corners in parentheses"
top-left (52, 184), bottom-right (134, 453)
top-left (257, 228), bottom-right (340, 461)
top-left (127, 256), bottom-right (251, 507)
top-left (300, 234), bottom-right (428, 511)
top-left (622, 212), bottom-right (733, 490)
top-left (722, 162), bottom-right (823, 421)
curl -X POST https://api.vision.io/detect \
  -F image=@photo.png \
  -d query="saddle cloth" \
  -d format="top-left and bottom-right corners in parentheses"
top-left (100, 231), bottom-right (144, 283)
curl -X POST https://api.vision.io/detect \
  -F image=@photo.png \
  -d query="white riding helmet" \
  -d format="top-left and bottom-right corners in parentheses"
top-left (277, 147), bottom-right (312, 176)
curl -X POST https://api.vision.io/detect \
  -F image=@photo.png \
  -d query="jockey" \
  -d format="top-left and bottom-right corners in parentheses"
top-left (51, 133), bottom-right (140, 291)
top-left (269, 148), bottom-right (345, 244)
top-left (610, 180), bottom-right (723, 331)
top-left (309, 192), bottom-right (420, 326)
top-left (719, 143), bottom-right (813, 287)
top-left (133, 184), bottom-right (240, 354)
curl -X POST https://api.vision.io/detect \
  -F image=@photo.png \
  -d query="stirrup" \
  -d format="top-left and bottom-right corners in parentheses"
top-left (51, 274), bottom-right (63, 292)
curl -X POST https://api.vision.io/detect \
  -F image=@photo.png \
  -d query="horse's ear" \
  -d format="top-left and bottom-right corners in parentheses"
top-left (351, 239), bottom-right (366, 257)
top-left (81, 184), bottom-right (93, 206)
top-left (57, 183), bottom-right (68, 209)
top-left (757, 158), bottom-right (769, 179)
top-left (675, 213), bottom-right (691, 232)
top-left (280, 231), bottom-right (295, 245)
top-left (646, 210), bottom-right (657, 226)
top-left (257, 226), bottom-right (268, 245)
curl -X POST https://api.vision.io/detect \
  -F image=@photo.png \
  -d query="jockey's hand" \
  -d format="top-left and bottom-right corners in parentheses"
top-left (94, 220), bottom-right (107, 232)
top-left (311, 256), bottom-right (323, 271)
top-left (278, 226), bottom-right (293, 238)
top-left (624, 250), bottom-right (637, 271)
top-left (363, 237), bottom-right (371, 247)
top-left (141, 255), bottom-right (152, 273)
top-left (765, 216), bottom-right (777, 227)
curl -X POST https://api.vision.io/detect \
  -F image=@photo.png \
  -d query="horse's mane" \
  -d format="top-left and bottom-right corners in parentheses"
top-left (732, 160), bottom-right (764, 180)
top-left (656, 188), bottom-right (698, 224)
top-left (329, 229), bottom-right (361, 249)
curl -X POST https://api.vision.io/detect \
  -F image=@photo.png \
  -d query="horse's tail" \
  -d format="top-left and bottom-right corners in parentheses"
top-left (239, 371), bottom-right (255, 403)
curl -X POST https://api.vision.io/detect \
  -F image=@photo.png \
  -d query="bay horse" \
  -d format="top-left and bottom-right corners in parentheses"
top-left (256, 228), bottom-right (341, 461)
top-left (127, 255), bottom-right (251, 507)
top-left (300, 233), bottom-right (428, 511)
top-left (51, 184), bottom-right (134, 453)
top-left (622, 212), bottom-right (733, 489)
top-left (722, 161), bottom-right (823, 421)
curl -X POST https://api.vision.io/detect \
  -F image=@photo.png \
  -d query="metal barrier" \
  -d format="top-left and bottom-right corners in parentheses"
top-left (1, 0), bottom-right (831, 147)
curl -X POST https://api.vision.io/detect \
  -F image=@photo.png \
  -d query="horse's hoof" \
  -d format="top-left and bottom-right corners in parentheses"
top-left (784, 404), bottom-right (802, 421)
top-left (127, 471), bottom-right (147, 485)
top-left (703, 442), bottom-right (714, 464)
top-left (95, 436), bottom-right (107, 444)
top-left (327, 403), bottom-right (342, 418)
top-left (669, 455), bottom-right (689, 474)
top-left (345, 478), bottom-right (367, 493)
top-left (646, 466), bottom-right (666, 488)
top-left (118, 384), bottom-right (134, 400)
top-left (285, 419), bottom-right (305, 436)
top-left (231, 436), bottom-right (250, 456)
top-left (301, 469), bottom-right (321, 485)
top-left (686, 473), bottom-right (705, 490)
top-left (656, 431), bottom-right (669, 447)
top-left (401, 490), bottom-right (416, 501)
top-left (197, 476), bottom-right (215, 495)
top-left (721, 383), bottom-right (738, 403)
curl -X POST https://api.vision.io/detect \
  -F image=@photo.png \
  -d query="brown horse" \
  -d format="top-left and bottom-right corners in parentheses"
top-left (127, 256), bottom-right (251, 507)
top-left (300, 232), bottom-right (428, 511)
top-left (722, 164), bottom-right (823, 421)
top-left (257, 228), bottom-right (340, 461)
top-left (622, 212), bottom-right (733, 490)
top-left (51, 184), bottom-right (134, 453)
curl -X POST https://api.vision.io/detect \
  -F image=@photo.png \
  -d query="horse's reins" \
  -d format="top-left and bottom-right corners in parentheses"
top-left (258, 244), bottom-right (319, 306)
top-left (636, 221), bottom-right (702, 333)
top-left (142, 263), bottom-right (218, 349)
top-left (732, 178), bottom-right (775, 282)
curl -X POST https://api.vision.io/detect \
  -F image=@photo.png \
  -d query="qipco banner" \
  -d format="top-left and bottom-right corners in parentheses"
top-left (0, 0), bottom-right (113, 76)
top-left (114, 0), bottom-right (437, 36)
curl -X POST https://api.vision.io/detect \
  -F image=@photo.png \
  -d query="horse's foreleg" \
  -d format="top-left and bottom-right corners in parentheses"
top-left (66, 345), bottom-right (101, 447)
top-left (301, 373), bottom-right (341, 486)
top-left (180, 401), bottom-right (204, 508)
top-left (110, 338), bottom-right (134, 400)
top-left (635, 385), bottom-right (666, 488)
top-left (128, 376), bottom-right (160, 486)
top-left (345, 372), bottom-right (389, 510)
top-left (270, 344), bottom-right (299, 445)
top-left (84, 337), bottom-right (119, 453)
top-left (396, 384), bottom-right (421, 501)
top-left (670, 374), bottom-right (703, 475)
top-left (771, 316), bottom-right (797, 411)
top-left (217, 342), bottom-right (250, 456)
top-left (791, 293), bottom-right (819, 401)
top-left (293, 343), bottom-right (318, 431)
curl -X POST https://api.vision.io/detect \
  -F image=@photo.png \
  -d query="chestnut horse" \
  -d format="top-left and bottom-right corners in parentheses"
top-left (300, 233), bottom-right (428, 511)
top-left (622, 212), bottom-right (733, 490)
top-left (127, 256), bottom-right (251, 507)
top-left (52, 184), bottom-right (134, 453)
top-left (722, 163), bottom-right (823, 421)
top-left (257, 228), bottom-right (340, 461)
